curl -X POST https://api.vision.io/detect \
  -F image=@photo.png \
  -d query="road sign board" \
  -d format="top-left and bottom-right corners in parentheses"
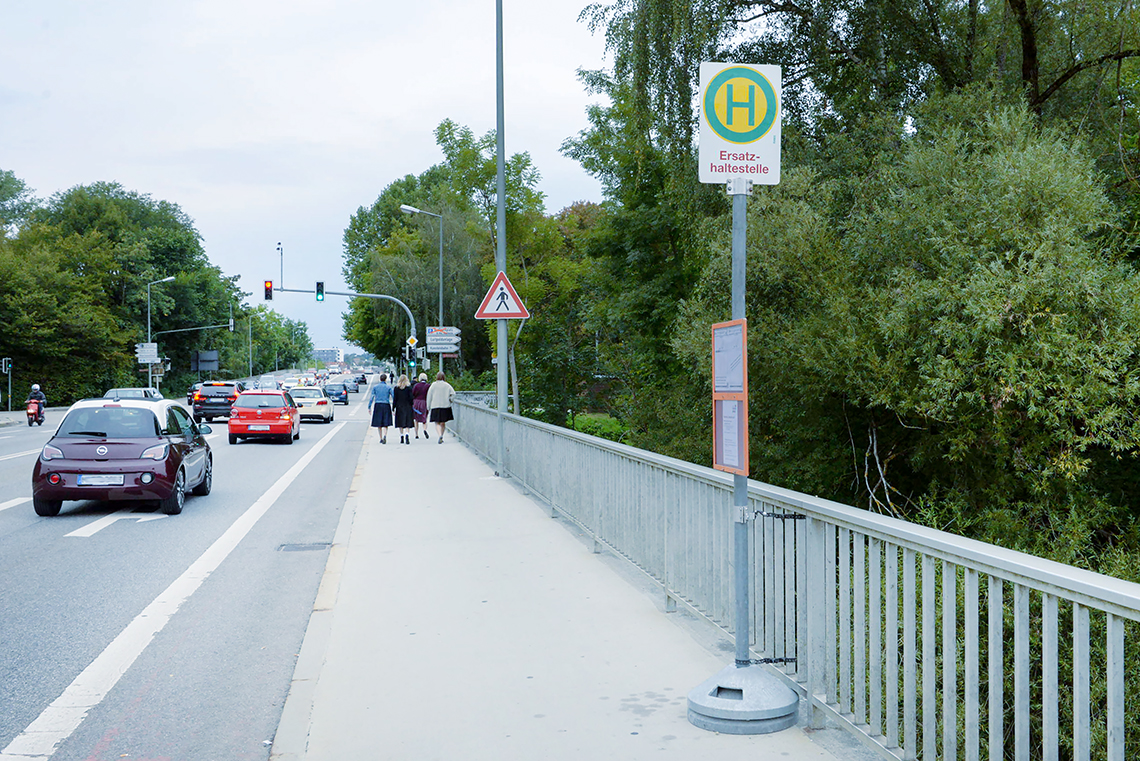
top-left (427, 326), bottom-right (461, 337)
top-left (135, 342), bottom-right (159, 364)
top-left (406, 336), bottom-right (418, 347)
top-left (475, 271), bottom-right (530, 319)
top-left (428, 344), bottom-right (460, 354)
top-left (698, 62), bottom-right (781, 185)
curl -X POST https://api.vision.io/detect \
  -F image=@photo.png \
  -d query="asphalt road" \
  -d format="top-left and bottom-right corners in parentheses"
top-left (0, 385), bottom-right (371, 761)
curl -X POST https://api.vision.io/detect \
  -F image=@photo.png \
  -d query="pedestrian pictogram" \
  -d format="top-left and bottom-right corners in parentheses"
top-left (475, 272), bottom-right (530, 319)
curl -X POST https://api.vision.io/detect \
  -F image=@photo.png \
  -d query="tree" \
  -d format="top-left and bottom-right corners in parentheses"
top-left (0, 169), bottom-right (38, 235)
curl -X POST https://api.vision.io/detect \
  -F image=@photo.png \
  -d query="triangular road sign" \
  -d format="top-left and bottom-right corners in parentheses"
top-left (475, 271), bottom-right (530, 319)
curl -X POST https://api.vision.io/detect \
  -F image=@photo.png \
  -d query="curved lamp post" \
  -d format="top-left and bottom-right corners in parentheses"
top-left (399, 204), bottom-right (443, 327)
top-left (147, 276), bottom-right (175, 389)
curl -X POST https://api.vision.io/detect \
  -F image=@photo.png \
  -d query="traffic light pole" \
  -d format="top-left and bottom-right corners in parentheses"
top-left (272, 286), bottom-right (417, 352)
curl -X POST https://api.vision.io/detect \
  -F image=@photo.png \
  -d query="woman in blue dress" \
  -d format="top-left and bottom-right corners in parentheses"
top-left (368, 373), bottom-right (394, 444)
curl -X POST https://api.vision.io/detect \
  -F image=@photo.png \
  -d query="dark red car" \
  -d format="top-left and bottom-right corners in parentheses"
top-left (32, 398), bottom-right (213, 517)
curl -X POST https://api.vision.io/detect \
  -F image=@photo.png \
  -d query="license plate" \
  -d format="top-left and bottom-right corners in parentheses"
top-left (78, 474), bottom-right (124, 486)
top-left (249, 425), bottom-right (270, 431)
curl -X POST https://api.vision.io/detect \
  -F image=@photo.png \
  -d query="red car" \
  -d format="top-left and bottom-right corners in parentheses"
top-left (32, 398), bottom-right (213, 517)
top-left (227, 390), bottom-right (301, 445)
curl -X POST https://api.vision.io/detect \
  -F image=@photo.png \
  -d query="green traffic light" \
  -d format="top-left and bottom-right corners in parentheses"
top-left (316, 281), bottom-right (325, 301)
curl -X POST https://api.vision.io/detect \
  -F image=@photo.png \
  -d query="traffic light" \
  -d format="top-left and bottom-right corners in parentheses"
top-left (1, 358), bottom-right (9, 374)
top-left (316, 281), bottom-right (324, 301)
top-left (264, 281), bottom-right (273, 300)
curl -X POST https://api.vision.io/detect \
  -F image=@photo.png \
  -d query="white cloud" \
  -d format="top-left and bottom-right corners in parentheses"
top-left (1, 0), bottom-right (608, 351)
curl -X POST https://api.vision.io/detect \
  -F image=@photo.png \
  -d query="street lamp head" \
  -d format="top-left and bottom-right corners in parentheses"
top-left (399, 204), bottom-right (420, 215)
top-left (149, 275), bottom-right (176, 286)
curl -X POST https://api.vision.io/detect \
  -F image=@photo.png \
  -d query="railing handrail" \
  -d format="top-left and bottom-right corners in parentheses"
top-left (454, 399), bottom-right (1140, 619)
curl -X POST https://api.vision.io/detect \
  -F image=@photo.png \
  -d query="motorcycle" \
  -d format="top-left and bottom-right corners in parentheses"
top-left (25, 399), bottom-right (44, 427)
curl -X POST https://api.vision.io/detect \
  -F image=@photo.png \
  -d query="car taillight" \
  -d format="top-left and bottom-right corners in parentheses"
top-left (281, 410), bottom-right (294, 419)
top-left (140, 443), bottom-right (168, 461)
top-left (230, 409), bottom-right (240, 418)
top-left (41, 444), bottom-right (64, 461)
top-left (228, 395), bottom-right (237, 402)
top-left (193, 392), bottom-right (203, 401)
top-left (316, 399), bottom-right (328, 405)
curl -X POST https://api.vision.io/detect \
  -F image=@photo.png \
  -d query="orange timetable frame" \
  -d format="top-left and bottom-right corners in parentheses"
top-left (711, 318), bottom-right (748, 476)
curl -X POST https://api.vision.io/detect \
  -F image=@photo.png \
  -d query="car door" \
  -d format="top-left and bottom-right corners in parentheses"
top-left (167, 406), bottom-right (204, 484)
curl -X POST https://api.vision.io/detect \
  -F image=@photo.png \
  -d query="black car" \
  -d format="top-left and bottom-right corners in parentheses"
top-left (191, 381), bottom-right (245, 423)
top-left (355, 373), bottom-right (367, 385)
top-left (323, 383), bottom-right (350, 405)
top-left (186, 382), bottom-right (203, 405)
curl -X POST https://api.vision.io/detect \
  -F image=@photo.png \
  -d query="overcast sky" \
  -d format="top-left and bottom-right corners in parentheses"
top-left (1, 0), bottom-right (608, 355)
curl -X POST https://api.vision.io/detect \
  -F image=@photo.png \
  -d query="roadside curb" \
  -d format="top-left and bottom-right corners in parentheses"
top-left (269, 433), bottom-right (368, 760)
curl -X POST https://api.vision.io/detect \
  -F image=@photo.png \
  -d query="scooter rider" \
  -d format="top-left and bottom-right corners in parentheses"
top-left (25, 384), bottom-right (46, 422)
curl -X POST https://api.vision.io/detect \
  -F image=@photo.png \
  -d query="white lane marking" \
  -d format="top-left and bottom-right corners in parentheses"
top-left (0, 448), bottom-right (41, 462)
top-left (0, 421), bottom-right (348, 760)
top-left (0, 497), bottom-right (31, 511)
top-left (65, 509), bottom-right (168, 538)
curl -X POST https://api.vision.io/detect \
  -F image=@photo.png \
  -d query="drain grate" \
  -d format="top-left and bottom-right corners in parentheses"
top-left (277, 542), bottom-right (332, 552)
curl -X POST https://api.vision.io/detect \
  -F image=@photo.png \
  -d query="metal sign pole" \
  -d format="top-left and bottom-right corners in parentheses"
top-left (687, 178), bottom-right (798, 734)
top-left (494, 0), bottom-right (508, 477)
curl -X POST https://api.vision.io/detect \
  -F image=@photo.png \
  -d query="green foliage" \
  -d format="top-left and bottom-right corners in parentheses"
top-left (569, 412), bottom-right (628, 443)
top-left (0, 171), bottom-right (309, 405)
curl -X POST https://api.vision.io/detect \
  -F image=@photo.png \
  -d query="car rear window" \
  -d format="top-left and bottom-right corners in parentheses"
top-left (200, 384), bottom-right (239, 397)
top-left (58, 406), bottom-right (161, 438)
top-left (234, 394), bottom-right (286, 408)
top-left (291, 388), bottom-right (321, 398)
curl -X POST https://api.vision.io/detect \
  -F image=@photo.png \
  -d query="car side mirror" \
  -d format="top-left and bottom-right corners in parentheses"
top-left (198, 424), bottom-right (213, 435)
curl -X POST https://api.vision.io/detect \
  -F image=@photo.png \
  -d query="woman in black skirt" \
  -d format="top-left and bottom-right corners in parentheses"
top-left (368, 373), bottom-right (394, 443)
top-left (426, 371), bottom-right (456, 443)
top-left (392, 374), bottom-right (416, 444)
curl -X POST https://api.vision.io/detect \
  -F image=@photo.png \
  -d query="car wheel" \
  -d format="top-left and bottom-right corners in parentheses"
top-left (294, 424), bottom-right (300, 440)
top-left (192, 456), bottom-right (213, 496)
top-left (206, 417), bottom-right (213, 423)
top-left (283, 432), bottom-right (294, 445)
top-left (33, 497), bottom-right (62, 516)
top-left (160, 469), bottom-right (185, 515)
top-left (328, 412), bottom-right (334, 423)
top-left (228, 433), bottom-right (238, 445)
top-left (194, 415), bottom-right (202, 424)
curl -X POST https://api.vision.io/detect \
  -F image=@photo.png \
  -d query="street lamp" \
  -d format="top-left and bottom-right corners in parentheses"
top-left (400, 204), bottom-right (444, 328)
top-left (147, 276), bottom-right (176, 389)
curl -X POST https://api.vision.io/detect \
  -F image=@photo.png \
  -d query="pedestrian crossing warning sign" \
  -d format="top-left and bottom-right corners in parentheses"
top-left (475, 271), bottom-right (530, 319)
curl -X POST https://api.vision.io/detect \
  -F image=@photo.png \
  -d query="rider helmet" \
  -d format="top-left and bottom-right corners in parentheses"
top-left (31, 384), bottom-right (40, 391)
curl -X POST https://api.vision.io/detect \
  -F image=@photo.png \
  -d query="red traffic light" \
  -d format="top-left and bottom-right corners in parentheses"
top-left (264, 281), bottom-right (273, 300)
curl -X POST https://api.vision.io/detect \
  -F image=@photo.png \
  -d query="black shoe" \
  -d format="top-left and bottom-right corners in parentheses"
top-left (381, 436), bottom-right (386, 444)
top-left (438, 435), bottom-right (443, 444)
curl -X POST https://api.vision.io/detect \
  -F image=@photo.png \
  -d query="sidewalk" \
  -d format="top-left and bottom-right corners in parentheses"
top-left (271, 428), bottom-right (865, 761)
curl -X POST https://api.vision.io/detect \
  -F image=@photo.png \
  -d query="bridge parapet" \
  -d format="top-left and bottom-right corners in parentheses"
top-left (452, 400), bottom-right (1140, 760)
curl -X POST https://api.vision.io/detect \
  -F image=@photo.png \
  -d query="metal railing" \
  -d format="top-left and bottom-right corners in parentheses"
top-left (452, 401), bottom-right (1140, 760)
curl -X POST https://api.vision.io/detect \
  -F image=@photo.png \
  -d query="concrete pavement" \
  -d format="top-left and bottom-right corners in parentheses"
top-left (271, 426), bottom-right (869, 760)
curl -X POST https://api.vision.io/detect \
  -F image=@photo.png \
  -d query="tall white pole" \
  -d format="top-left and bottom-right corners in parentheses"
top-left (494, 0), bottom-right (508, 476)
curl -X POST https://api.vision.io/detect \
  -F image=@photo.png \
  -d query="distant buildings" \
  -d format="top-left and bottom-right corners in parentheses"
top-left (313, 347), bottom-right (343, 365)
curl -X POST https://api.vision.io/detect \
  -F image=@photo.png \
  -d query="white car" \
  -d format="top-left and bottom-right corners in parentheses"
top-left (258, 375), bottom-right (280, 390)
top-left (281, 377), bottom-right (300, 391)
top-left (288, 386), bottom-right (334, 423)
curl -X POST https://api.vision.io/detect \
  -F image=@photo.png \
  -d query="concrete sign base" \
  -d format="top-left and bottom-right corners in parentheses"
top-left (687, 663), bottom-right (798, 734)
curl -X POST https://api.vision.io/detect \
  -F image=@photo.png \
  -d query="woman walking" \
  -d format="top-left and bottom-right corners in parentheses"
top-left (393, 374), bottom-right (416, 445)
top-left (426, 371), bottom-right (456, 444)
top-left (411, 373), bottom-right (430, 439)
top-left (368, 373), bottom-right (394, 444)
